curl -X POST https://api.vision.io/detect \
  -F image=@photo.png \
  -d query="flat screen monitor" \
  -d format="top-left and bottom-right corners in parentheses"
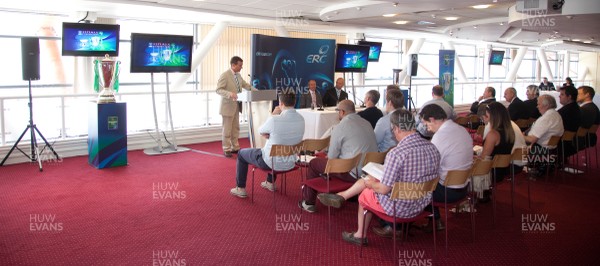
top-left (62, 22), bottom-right (120, 57)
top-left (489, 50), bottom-right (505, 65)
top-left (130, 33), bottom-right (193, 73)
top-left (334, 44), bottom-right (370, 73)
top-left (357, 41), bottom-right (382, 62)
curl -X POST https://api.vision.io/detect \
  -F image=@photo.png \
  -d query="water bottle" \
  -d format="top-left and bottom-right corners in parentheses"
top-left (311, 102), bottom-right (315, 110)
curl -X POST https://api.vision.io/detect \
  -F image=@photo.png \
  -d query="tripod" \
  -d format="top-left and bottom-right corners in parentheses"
top-left (1, 79), bottom-right (59, 171)
top-left (407, 75), bottom-right (417, 113)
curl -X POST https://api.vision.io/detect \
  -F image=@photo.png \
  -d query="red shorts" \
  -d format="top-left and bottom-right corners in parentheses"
top-left (359, 188), bottom-right (385, 213)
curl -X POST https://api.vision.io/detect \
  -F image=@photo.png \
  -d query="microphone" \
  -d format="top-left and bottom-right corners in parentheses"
top-left (356, 98), bottom-right (366, 108)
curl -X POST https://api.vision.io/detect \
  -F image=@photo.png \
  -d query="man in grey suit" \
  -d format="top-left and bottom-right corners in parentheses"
top-left (299, 79), bottom-right (323, 109)
top-left (216, 56), bottom-right (253, 158)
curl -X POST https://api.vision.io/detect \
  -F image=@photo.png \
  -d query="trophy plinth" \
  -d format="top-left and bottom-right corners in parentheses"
top-left (95, 55), bottom-right (120, 104)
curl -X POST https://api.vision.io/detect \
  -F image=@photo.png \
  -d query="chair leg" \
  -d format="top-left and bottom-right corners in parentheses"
top-left (492, 169), bottom-right (496, 228)
top-left (444, 203), bottom-right (448, 255)
top-left (360, 210), bottom-right (368, 258)
top-left (511, 165), bottom-right (515, 217)
top-left (252, 169), bottom-right (255, 203)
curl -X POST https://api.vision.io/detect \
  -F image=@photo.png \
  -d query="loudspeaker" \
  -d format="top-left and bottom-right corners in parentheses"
top-left (21, 37), bottom-right (40, 81)
top-left (410, 54), bottom-right (418, 76)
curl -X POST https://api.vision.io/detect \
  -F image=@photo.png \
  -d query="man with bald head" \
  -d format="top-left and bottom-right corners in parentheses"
top-left (299, 100), bottom-right (378, 213)
top-left (322, 78), bottom-right (348, 107)
top-left (504, 87), bottom-right (526, 121)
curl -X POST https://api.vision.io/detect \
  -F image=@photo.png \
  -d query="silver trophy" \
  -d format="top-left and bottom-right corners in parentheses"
top-left (95, 55), bottom-right (120, 104)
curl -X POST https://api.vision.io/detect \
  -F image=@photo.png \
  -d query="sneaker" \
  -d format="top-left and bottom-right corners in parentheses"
top-left (317, 193), bottom-right (345, 208)
top-left (260, 181), bottom-right (277, 192)
top-left (298, 200), bottom-right (316, 213)
top-left (230, 187), bottom-right (247, 198)
top-left (224, 151), bottom-right (233, 158)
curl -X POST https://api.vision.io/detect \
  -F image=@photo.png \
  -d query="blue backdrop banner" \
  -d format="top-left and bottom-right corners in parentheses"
top-left (438, 50), bottom-right (456, 106)
top-left (251, 34), bottom-right (335, 107)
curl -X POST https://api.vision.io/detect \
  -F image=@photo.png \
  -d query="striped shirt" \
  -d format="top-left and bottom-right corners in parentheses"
top-left (376, 133), bottom-right (441, 218)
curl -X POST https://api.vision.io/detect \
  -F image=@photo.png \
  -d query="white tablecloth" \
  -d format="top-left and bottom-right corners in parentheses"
top-left (297, 108), bottom-right (340, 140)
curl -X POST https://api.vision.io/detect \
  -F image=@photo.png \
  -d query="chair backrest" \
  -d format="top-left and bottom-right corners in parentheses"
top-left (302, 136), bottom-right (330, 152)
top-left (588, 124), bottom-right (599, 134)
top-left (455, 116), bottom-right (469, 127)
top-left (515, 119), bottom-right (529, 129)
top-left (511, 147), bottom-right (528, 162)
top-left (270, 142), bottom-right (304, 157)
top-left (324, 153), bottom-right (361, 174)
top-left (476, 125), bottom-right (485, 137)
top-left (576, 127), bottom-right (588, 137)
top-left (492, 154), bottom-right (512, 168)
top-left (363, 151), bottom-right (388, 166)
top-left (471, 159), bottom-right (493, 176)
top-left (547, 135), bottom-right (562, 148)
top-left (390, 177), bottom-right (440, 200)
top-left (560, 131), bottom-right (575, 142)
top-left (444, 169), bottom-right (471, 187)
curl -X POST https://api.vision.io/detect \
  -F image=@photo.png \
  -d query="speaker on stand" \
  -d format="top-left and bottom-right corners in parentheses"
top-left (1, 37), bottom-right (59, 171)
top-left (406, 54), bottom-right (418, 113)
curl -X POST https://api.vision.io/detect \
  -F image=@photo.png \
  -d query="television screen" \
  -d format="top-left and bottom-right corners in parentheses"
top-left (489, 50), bottom-right (505, 65)
top-left (62, 22), bottom-right (120, 57)
top-left (130, 33), bottom-right (193, 73)
top-left (357, 41), bottom-right (382, 62)
top-left (334, 44), bottom-right (370, 73)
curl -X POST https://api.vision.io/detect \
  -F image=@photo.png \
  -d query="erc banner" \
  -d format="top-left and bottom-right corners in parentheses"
top-left (251, 34), bottom-right (335, 106)
top-left (438, 50), bottom-right (456, 107)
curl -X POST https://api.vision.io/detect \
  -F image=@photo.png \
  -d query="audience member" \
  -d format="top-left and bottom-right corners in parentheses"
top-left (563, 77), bottom-right (574, 88)
top-left (374, 90), bottom-right (405, 152)
top-left (558, 85), bottom-right (581, 158)
top-left (419, 104), bottom-right (472, 232)
top-left (504, 87), bottom-right (527, 121)
top-left (299, 79), bottom-right (323, 109)
top-left (576, 86), bottom-right (600, 149)
top-left (523, 85), bottom-right (542, 119)
top-left (523, 95), bottom-right (564, 175)
top-left (474, 102), bottom-right (515, 202)
top-left (470, 86), bottom-right (496, 114)
top-left (416, 85), bottom-right (456, 137)
top-left (299, 100), bottom-right (377, 213)
top-left (316, 109), bottom-right (440, 246)
top-left (357, 90), bottom-right (384, 128)
top-left (230, 93), bottom-right (305, 198)
top-left (322, 78), bottom-right (348, 107)
top-left (539, 77), bottom-right (555, 91)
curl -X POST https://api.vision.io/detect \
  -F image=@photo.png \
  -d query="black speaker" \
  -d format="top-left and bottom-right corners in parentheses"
top-left (21, 37), bottom-right (40, 81)
top-left (410, 54), bottom-right (418, 76)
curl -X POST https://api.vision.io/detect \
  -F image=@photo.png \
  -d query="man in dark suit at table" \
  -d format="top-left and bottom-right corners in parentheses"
top-left (216, 56), bottom-right (253, 158)
top-left (539, 77), bottom-right (555, 91)
top-left (299, 79), bottom-right (323, 109)
top-left (322, 78), bottom-right (348, 107)
top-left (470, 86), bottom-right (496, 114)
top-left (503, 87), bottom-right (527, 121)
top-left (558, 85), bottom-right (581, 159)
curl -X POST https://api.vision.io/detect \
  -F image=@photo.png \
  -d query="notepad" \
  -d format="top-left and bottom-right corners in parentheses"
top-left (362, 162), bottom-right (384, 181)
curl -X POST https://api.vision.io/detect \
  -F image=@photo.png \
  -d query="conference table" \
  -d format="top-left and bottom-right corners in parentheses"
top-left (297, 108), bottom-right (339, 140)
top-left (297, 106), bottom-right (369, 140)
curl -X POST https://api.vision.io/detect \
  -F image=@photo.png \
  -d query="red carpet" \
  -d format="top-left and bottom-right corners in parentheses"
top-left (1, 139), bottom-right (599, 265)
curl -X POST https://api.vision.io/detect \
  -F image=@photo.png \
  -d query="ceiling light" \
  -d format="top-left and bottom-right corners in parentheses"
top-left (472, 4), bottom-right (491, 9)
top-left (393, 3), bottom-right (399, 7)
top-left (356, 7), bottom-right (362, 11)
top-left (431, 14), bottom-right (436, 19)
top-left (584, 41), bottom-right (592, 44)
top-left (383, 14), bottom-right (397, 17)
top-left (393, 20), bottom-right (409, 25)
top-left (445, 17), bottom-right (458, 21)
top-left (572, 39), bottom-right (581, 42)
top-left (473, 25), bottom-right (478, 29)
top-left (499, 22), bottom-right (504, 26)
top-left (565, 15), bottom-right (573, 19)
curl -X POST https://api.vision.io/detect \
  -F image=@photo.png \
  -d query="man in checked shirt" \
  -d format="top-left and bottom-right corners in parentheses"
top-left (317, 109), bottom-right (440, 246)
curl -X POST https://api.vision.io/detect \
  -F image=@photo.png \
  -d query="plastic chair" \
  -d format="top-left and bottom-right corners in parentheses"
top-left (455, 116), bottom-right (470, 128)
top-left (296, 136), bottom-right (330, 181)
top-left (362, 151), bottom-right (388, 170)
top-left (560, 131), bottom-right (576, 175)
top-left (359, 177), bottom-right (440, 261)
top-left (491, 154), bottom-right (511, 227)
top-left (252, 142), bottom-right (303, 210)
top-left (470, 159), bottom-right (493, 237)
top-left (515, 119), bottom-right (530, 132)
top-left (432, 169), bottom-right (472, 253)
top-left (301, 153), bottom-right (362, 232)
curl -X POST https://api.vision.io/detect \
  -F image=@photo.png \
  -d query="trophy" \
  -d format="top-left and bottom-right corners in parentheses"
top-left (94, 55), bottom-right (120, 104)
